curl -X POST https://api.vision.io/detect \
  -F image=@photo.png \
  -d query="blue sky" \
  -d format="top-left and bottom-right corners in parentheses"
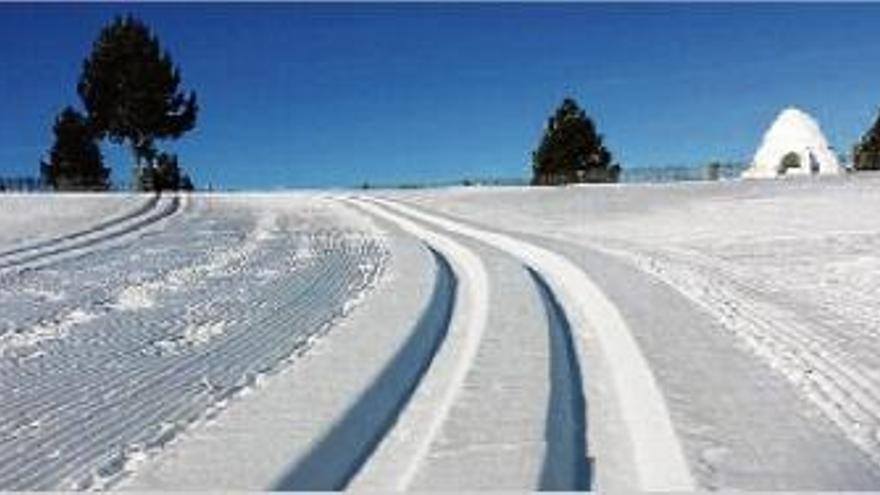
top-left (1, 3), bottom-right (880, 189)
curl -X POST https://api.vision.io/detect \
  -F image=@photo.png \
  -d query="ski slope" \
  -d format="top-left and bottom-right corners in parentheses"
top-left (392, 174), bottom-right (880, 489)
top-left (0, 193), bottom-right (147, 252)
top-left (0, 193), bottom-right (387, 490)
top-left (4, 177), bottom-right (880, 491)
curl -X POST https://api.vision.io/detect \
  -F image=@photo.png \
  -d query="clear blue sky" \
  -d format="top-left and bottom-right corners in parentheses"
top-left (2, 3), bottom-right (880, 189)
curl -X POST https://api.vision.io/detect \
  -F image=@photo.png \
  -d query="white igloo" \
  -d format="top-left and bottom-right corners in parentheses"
top-left (742, 107), bottom-right (842, 178)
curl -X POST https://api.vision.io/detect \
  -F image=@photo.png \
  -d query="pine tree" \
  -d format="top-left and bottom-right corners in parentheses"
top-left (179, 173), bottom-right (194, 191)
top-left (40, 107), bottom-right (109, 191)
top-left (77, 15), bottom-right (198, 188)
top-left (154, 152), bottom-right (181, 191)
top-left (531, 98), bottom-right (619, 185)
top-left (136, 152), bottom-right (194, 191)
top-left (854, 110), bottom-right (880, 171)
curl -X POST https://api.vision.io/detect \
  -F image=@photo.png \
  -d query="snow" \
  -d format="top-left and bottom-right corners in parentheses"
top-left (365, 196), bottom-right (693, 490)
top-left (0, 193), bottom-right (148, 252)
top-left (5, 176), bottom-right (880, 490)
top-left (347, 199), bottom-right (491, 490)
top-left (0, 193), bottom-right (388, 490)
top-left (119, 208), bottom-right (434, 490)
top-left (742, 107), bottom-right (842, 178)
top-left (389, 174), bottom-right (880, 488)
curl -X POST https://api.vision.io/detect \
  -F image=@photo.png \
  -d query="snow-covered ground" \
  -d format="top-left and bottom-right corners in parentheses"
top-left (0, 193), bottom-right (147, 252)
top-left (391, 173), bottom-right (880, 489)
top-left (4, 176), bottom-right (880, 491)
top-left (0, 193), bottom-right (387, 490)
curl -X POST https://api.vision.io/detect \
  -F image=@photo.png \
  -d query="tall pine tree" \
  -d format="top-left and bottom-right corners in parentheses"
top-left (77, 15), bottom-right (197, 189)
top-left (40, 107), bottom-right (109, 191)
top-left (531, 98), bottom-right (619, 185)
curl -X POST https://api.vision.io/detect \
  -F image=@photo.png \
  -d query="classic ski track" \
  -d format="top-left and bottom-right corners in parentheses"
top-left (529, 267), bottom-right (591, 490)
top-left (350, 198), bottom-right (590, 490)
top-left (0, 194), bottom-right (182, 273)
top-left (346, 198), bottom-right (490, 491)
top-left (0, 199), bottom-right (388, 490)
top-left (367, 196), bottom-right (695, 491)
top-left (600, 242), bottom-right (880, 468)
top-left (0, 194), bottom-right (159, 261)
top-left (273, 246), bottom-right (456, 490)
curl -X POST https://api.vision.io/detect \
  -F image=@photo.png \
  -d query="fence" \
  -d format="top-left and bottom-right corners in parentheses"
top-left (0, 176), bottom-right (46, 192)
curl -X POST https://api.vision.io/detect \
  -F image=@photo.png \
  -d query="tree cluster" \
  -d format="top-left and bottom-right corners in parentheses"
top-left (531, 98), bottom-right (620, 185)
top-left (41, 15), bottom-right (198, 191)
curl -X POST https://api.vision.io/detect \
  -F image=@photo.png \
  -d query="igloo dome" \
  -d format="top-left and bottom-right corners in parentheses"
top-left (742, 107), bottom-right (842, 179)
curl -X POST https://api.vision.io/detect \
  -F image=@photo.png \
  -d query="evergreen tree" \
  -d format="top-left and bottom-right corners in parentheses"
top-left (154, 152), bottom-right (181, 191)
top-left (179, 173), bottom-right (194, 191)
top-left (854, 110), bottom-right (880, 171)
top-left (40, 107), bottom-right (109, 191)
top-left (77, 15), bottom-right (198, 188)
top-left (531, 98), bottom-right (619, 185)
top-left (136, 151), bottom-right (194, 191)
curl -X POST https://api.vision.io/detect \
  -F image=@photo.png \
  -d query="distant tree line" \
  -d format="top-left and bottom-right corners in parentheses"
top-left (40, 15), bottom-right (197, 192)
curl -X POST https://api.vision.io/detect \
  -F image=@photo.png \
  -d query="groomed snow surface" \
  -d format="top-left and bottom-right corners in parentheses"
top-left (3, 176), bottom-right (880, 490)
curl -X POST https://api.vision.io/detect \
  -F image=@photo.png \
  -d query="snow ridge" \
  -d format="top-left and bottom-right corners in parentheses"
top-left (346, 198), bottom-right (490, 491)
top-left (274, 247), bottom-right (456, 489)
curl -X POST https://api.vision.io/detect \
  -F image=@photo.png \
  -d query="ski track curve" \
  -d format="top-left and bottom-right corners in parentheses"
top-left (0, 194), bottom-right (159, 261)
top-left (0, 196), bottom-right (389, 490)
top-left (0, 194), bottom-right (181, 273)
top-left (345, 198), bottom-right (490, 491)
top-left (366, 196), bottom-right (695, 491)
top-left (529, 267), bottom-right (591, 491)
top-left (273, 247), bottom-right (457, 490)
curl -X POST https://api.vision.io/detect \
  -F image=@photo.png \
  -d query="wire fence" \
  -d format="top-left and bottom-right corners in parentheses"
top-left (0, 176), bottom-right (47, 192)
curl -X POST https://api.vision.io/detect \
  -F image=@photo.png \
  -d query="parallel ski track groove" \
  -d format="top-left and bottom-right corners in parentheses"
top-left (367, 197), bottom-right (694, 491)
top-left (0, 195), bottom-right (180, 272)
top-left (0, 194), bottom-right (159, 260)
top-left (530, 267), bottom-right (591, 490)
top-left (274, 247), bottom-right (456, 490)
top-left (344, 198), bottom-right (490, 491)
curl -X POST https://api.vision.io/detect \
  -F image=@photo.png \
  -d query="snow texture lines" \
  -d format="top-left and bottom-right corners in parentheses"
top-left (0, 193), bottom-right (181, 273)
top-left (607, 242), bottom-right (880, 470)
top-left (0, 196), bottom-right (388, 490)
top-left (371, 196), bottom-right (694, 491)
